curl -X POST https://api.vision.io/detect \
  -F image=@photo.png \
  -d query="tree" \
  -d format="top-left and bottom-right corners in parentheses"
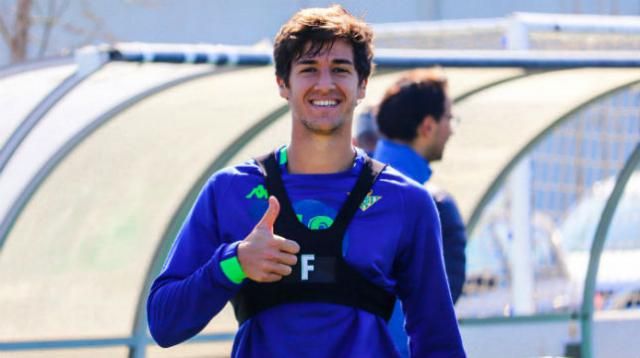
top-left (0, 0), bottom-right (110, 65)
top-left (0, 0), bottom-right (32, 63)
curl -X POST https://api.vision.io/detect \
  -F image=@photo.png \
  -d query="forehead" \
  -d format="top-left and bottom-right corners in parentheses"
top-left (296, 39), bottom-right (355, 63)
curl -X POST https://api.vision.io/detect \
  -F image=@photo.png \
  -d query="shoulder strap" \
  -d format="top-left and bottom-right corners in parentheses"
top-left (255, 151), bottom-right (387, 232)
top-left (331, 155), bottom-right (387, 232)
top-left (253, 153), bottom-right (270, 177)
top-left (255, 152), bottom-right (299, 223)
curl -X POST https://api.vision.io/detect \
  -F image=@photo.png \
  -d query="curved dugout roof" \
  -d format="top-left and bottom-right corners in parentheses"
top-left (429, 67), bottom-right (640, 222)
top-left (0, 64), bottom-right (76, 147)
top-left (0, 62), bottom-right (214, 238)
top-left (0, 66), bottom-right (281, 340)
top-left (0, 59), bottom-right (637, 356)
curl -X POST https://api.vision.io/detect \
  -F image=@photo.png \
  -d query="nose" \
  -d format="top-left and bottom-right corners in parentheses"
top-left (315, 68), bottom-right (336, 91)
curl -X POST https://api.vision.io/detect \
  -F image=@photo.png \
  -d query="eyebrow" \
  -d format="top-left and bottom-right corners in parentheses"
top-left (295, 58), bottom-right (354, 66)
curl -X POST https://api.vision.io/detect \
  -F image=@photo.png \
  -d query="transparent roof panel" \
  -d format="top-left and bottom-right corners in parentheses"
top-left (457, 83), bottom-right (640, 318)
top-left (559, 172), bottom-right (640, 253)
top-left (573, 169), bottom-right (640, 311)
top-left (444, 67), bottom-right (524, 98)
top-left (0, 64), bottom-right (76, 146)
top-left (0, 62), bottom-right (213, 232)
top-left (0, 66), bottom-right (282, 340)
top-left (227, 106), bottom-right (291, 167)
top-left (430, 68), bottom-right (640, 221)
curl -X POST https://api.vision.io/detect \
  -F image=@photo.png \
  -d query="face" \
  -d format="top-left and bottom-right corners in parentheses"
top-left (277, 39), bottom-right (367, 136)
top-left (425, 96), bottom-right (454, 162)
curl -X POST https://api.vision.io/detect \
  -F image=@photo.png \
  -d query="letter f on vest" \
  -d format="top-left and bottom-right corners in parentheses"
top-left (301, 254), bottom-right (315, 280)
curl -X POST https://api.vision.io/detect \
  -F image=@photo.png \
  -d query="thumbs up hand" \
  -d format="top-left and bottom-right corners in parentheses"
top-left (237, 196), bottom-right (300, 282)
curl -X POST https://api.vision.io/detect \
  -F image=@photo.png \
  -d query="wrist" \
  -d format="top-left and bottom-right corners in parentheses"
top-left (220, 242), bottom-right (247, 284)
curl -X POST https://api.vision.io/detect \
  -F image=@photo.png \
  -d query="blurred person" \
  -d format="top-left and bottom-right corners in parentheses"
top-left (373, 68), bottom-right (467, 357)
top-left (352, 106), bottom-right (379, 155)
top-left (147, 6), bottom-right (465, 358)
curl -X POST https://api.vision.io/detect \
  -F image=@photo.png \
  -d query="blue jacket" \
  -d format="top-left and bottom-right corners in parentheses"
top-left (374, 139), bottom-right (467, 357)
top-left (147, 147), bottom-right (466, 357)
top-left (425, 183), bottom-right (467, 302)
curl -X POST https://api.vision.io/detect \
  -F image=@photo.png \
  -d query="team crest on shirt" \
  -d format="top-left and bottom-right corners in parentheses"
top-left (359, 191), bottom-right (382, 212)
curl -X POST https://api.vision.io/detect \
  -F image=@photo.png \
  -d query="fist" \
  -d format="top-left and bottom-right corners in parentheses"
top-left (237, 196), bottom-right (300, 282)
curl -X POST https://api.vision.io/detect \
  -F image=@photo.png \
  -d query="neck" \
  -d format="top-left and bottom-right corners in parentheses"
top-left (287, 133), bottom-right (355, 174)
top-left (408, 139), bottom-right (431, 162)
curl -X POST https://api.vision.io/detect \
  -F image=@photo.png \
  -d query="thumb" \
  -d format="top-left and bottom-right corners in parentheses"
top-left (255, 196), bottom-right (280, 232)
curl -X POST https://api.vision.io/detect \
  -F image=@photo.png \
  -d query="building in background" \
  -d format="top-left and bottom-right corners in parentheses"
top-left (2, 0), bottom-right (640, 66)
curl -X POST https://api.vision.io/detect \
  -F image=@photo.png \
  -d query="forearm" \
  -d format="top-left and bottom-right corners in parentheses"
top-left (147, 242), bottom-right (242, 347)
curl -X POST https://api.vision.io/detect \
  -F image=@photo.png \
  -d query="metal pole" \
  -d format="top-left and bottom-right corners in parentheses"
top-left (510, 159), bottom-right (535, 314)
top-left (580, 143), bottom-right (640, 358)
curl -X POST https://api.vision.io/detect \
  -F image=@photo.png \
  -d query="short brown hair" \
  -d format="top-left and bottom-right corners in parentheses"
top-left (273, 5), bottom-right (374, 86)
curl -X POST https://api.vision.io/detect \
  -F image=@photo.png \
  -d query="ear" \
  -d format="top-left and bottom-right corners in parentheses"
top-left (418, 115), bottom-right (436, 138)
top-left (276, 76), bottom-right (289, 100)
top-left (357, 78), bottom-right (368, 100)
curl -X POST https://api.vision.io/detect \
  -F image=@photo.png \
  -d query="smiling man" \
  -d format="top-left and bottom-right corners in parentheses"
top-left (147, 5), bottom-right (465, 358)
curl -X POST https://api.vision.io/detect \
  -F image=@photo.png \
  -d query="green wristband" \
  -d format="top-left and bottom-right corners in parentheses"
top-left (220, 256), bottom-right (247, 284)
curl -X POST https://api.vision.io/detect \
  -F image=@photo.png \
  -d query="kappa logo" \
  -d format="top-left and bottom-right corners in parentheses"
top-left (359, 191), bottom-right (382, 211)
top-left (246, 184), bottom-right (269, 200)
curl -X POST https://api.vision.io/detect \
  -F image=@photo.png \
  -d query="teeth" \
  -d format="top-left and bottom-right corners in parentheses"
top-left (312, 100), bottom-right (337, 107)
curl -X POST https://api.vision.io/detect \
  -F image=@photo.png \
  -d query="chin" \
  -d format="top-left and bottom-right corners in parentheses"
top-left (302, 120), bottom-right (344, 136)
top-left (426, 153), bottom-right (443, 162)
top-left (307, 126), bottom-right (340, 136)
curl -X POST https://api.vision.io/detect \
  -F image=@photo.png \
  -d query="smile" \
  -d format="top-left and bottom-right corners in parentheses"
top-left (310, 99), bottom-right (340, 107)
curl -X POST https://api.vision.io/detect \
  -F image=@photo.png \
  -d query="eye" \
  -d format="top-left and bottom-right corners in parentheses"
top-left (333, 67), bottom-right (350, 73)
top-left (300, 67), bottom-right (316, 73)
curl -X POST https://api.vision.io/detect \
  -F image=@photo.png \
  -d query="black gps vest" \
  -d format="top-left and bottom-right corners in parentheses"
top-left (230, 152), bottom-right (396, 325)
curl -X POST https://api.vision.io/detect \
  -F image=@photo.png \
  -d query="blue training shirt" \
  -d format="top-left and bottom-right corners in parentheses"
top-left (147, 147), bottom-right (465, 357)
top-left (373, 138), bottom-right (432, 183)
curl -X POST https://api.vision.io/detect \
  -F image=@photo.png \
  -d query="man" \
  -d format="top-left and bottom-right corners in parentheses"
top-left (372, 68), bottom-right (467, 357)
top-left (147, 6), bottom-right (465, 357)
